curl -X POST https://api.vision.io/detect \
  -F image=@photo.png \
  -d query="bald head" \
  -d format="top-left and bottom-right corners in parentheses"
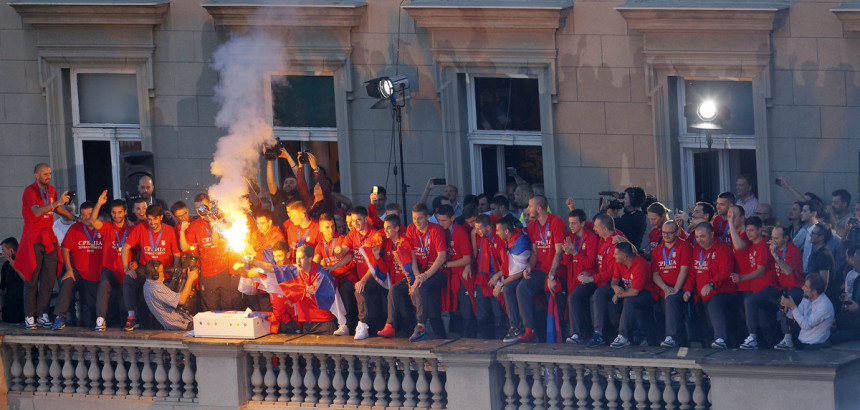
top-left (138, 175), bottom-right (154, 199)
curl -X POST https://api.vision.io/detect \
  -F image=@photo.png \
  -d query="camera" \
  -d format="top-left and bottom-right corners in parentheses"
top-left (849, 217), bottom-right (859, 226)
top-left (297, 151), bottom-right (311, 164)
top-left (264, 141), bottom-right (288, 161)
top-left (166, 253), bottom-right (201, 316)
top-left (66, 191), bottom-right (76, 204)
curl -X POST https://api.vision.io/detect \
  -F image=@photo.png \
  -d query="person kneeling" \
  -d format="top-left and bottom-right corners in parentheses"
top-left (142, 259), bottom-right (197, 331)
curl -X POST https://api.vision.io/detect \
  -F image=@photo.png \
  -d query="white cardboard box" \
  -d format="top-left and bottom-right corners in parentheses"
top-left (193, 311), bottom-right (271, 339)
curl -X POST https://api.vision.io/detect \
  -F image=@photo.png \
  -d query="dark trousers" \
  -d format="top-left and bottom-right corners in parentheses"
top-left (412, 272), bottom-right (446, 324)
top-left (619, 290), bottom-right (656, 343)
top-left (246, 292), bottom-right (273, 312)
top-left (704, 293), bottom-right (735, 341)
top-left (54, 271), bottom-right (98, 327)
top-left (96, 269), bottom-right (124, 322)
top-left (475, 286), bottom-right (503, 339)
top-left (199, 270), bottom-right (237, 311)
top-left (778, 288), bottom-right (803, 335)
top-left (502, 278), bottom-right (523, 329)
top-left (124, 266), bottom-right (160, 329)
top-left (743, 286), bottom-right (780, 337)
top-left (510, 270), bottom-right (547, 330)
top-left (592, 283), bottom-right (621, 334)
top-left (662, 293), bottom-right (685, 338)
top-left (355, 279), bottom-right (387, 330)
top-left (456, 285), bottom-right (476, 337)
top-left (24, 243), bottom-right (58, 318)
top-left (339, 280), bottom-right (358, 331)
top-left (302, 319), bottom-right (337, 335)
top-left (568, 282), bottom-right (597, 337)
top-left (386, 279), bottom-right (416, 332)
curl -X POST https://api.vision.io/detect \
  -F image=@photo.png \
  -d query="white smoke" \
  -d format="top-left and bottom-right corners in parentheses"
top-left (208, 31), bottom-right (286, 215)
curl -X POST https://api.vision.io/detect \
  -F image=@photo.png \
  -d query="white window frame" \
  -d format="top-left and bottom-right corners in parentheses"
top-left (675, 77), bottom-right (756, 206)
top-left (70, 68), bottom-right (142, 201)
top-left (265, 71), bottom-right (338, 142)
top-left (465, 73), bottom-right (542, 194)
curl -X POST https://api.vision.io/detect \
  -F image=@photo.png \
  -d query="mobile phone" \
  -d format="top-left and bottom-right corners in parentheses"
top-left (432, 178), bottom-right (446, 185)
top-left (506, 167), bottom-right (517, 176)
top-left (372, 186), bottom-right (379, 194)
top-left (67, 191), bottom-right (77, 204)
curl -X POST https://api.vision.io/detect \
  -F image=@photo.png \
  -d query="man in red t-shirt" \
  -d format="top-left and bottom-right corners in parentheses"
top-left (646, 203), bottom-right (670, 255)
top-left (338, 206), bottom-right (384, 340)
top-left (281, 201), bottom-right (320, 264)
top-left (376, 214), bottom-right (419, 339)
top-left (472, 214), bottom-right (505, 339)
top-left (586, 213), bottom-right (627, 348)
top-left (711, 191), bottom-right (737, 245)
top-left (650, 220), bottom-right (693, 348)
top-left (91, 191), bottom-right (134, 331)
top-left (731, 216), bottom-right (781, 350)
top-left (52, 201), bottom-right (103, 330)
top-left (180, 204), bottom-right (233, 312)
top-left (314, 213), bottom-right (356, 336)
top-left (17, 163), bottom-right (74, 329)
top-left (512, 195), bottom-right (565, 342)
top-left (609, 241), bottom-right (660, 348)
top-left (403, 203), bottom-right (448, 342)
top-left (770, 225), bottom-right (805, 350)
top-left (560, 209), bottom-right (599, 344)
top-left (121, 205), bottom-right (180, 331)
top-left (690, 222), bottom-right (738, 349)
top-left (433, 206), bottom-right (473, 336)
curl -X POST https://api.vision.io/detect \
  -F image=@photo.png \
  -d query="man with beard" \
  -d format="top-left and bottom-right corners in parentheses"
top-left (770, 225), bottom-right (805, 350)
top-left (690, 223), bottom-right (737, 349)
top-left (266, 147), bottom-right (303, 226)
top-left (282, 201), bottom-right (321, 264)
top-left (711, 192), bottom-right (736, 246)
top-left (432, 205), bottom-right (473, 336)
top-left (128, 176), bottom-right (170, 224)
top-left (560, 209), bottom-right (599, 345)
top-left (92, 191), bottom-right (134, 331)
top-left (731, 216), bottom-right (781, 350)
top-left (403, 203), bottom-right (448, 341)
top-left (585, 214), bottom-right (626, 347)
top-left (314, 213), bottom-right (355, 336)
top-left (52, 201), bottom-right (103, 330)
top-left (337, 206), bottom-right (384, 340)
top-left (180, 199), bottom-right (231, 312)
top-left (651, 221), bottom-right (693, 348)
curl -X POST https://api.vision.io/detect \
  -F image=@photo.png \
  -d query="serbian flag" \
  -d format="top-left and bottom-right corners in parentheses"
top-left (546, 294), bottom-right (562, 344)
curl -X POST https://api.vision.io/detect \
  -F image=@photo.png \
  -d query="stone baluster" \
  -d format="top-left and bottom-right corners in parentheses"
top-left (560, 364), bottom-right (574, 410)
top-left (49, 345), bottom-right (63, 393)
top-left (102, 347), bottom-right (115, 396)
top-left (249, 352), bottom-right (263, 401)
top-left (359, 356), bottom-right (373, 406)
top-left (154, 349), bottom-right (168, 398)
top-left (75, 346), bottom-right (88, 395)
top-left (605, 366), bottom-right (619, 410)
top-left (318, 355), bottom-right (332, 405)
top-left (128, 349), bottom-right (141, 398)
top-left (141, 347), bottom-right (155, 397)
top-left (402, 359), bottom-right (417, 408)
top-left (619, 366), bottom-right (633, 410)
top-left (373, 357), bottom-right (388, 407)
top-left (62, 346), bottom-right (75, 394)
top-left (387, 357), bottom-right (402, 407)
top-left (430, 359), bottom-right (444, 409)
top-left (277, 353), bottom-right (290, 402)
top-left (23, 345), bottom-right (36, 393)
top-left (545, 363), bottom-right (559, 410)
top-left (303, 354), bottom-right (317, 403)
top-left (168, 349), bottom-right (181, 400)
top-left (677, 369), bottom-right (691, 410)
top-left (590, 365), bottom-right (604, 410)
top-left (502, 361), bottom-right (517, 410)
top-left (290, 353), bottom-right (303, 403)
top-left (633, 367), bottom-right (647, 410)
top-left (87, 346), bottom-right (102, 396)
top-left (574, 365), bottom-right (588, 408)
top-left (346, 355), bottom-right (360, 405)
top-left (516, 361), bottom-right (531, 409)
top-left (531, 362), bottom-right (545, 408)
top-left (36, 344), bottom-right (49, 392)
top-left (115, 348), bottom-right (128, 397)
top-left (263, 352), bottom-right (277, 402)
top-left (692, 369), bottom-right (706, 410)
top-left (646, 367), bottom-right (660, 409)
top-left (662, 368), bottom-right (677, 410)
top-left (416, 359), bottom-right (430, 408)
top-left (9, 345), bottom-right (22, 392)
top-left (181, 351), bottom-right (195, 400)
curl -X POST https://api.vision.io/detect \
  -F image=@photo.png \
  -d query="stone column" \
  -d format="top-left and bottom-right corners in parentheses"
top-left (186, 341), bottom-right (249, 409)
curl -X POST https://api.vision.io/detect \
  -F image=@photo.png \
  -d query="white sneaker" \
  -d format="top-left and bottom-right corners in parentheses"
top-left (37, 313), bottom-right (51, 328)
top-left (24, 316), bottom-right (36, 330)
top-left (774, 335), bottom-right (794, 350)
top-left (333, 324), bottom-right (349, 336)
top-left (354, 321), bottom-right (369, 340)
top-left (740, 334), bottom-right (758, 350)
top-left (94, 317), bottom-right (106, 332)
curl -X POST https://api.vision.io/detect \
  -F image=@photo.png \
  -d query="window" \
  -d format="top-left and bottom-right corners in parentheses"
top-left (467, 75), bottom-right (543, 194)
top-left (71, 70), bottom-right (142, 202)
top-left (676, 78), bottom-right (757, 204)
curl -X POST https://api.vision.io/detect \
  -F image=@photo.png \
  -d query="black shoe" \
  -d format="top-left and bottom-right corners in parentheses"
top-left (502, 327), bottom-right (522, 343)
top-left (409, 324), bottom-right (426, 342)
top-left (587, 333), bottom-right (605, 348)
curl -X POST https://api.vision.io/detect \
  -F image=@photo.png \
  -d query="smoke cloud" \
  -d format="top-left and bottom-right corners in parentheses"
top-left (208, 31), bottom-right (287, 214)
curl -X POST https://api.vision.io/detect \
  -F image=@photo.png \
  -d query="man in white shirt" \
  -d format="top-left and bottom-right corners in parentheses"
top-left (735, 174), bottom-right (759, 218)
top-left (52, 203), bottom-right (77, 245)
top-left (780, 272), bottom-right (834, 349)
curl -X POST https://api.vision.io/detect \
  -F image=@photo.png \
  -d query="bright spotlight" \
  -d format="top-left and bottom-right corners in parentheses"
top-left (697, 100), bottom-right (717, 122)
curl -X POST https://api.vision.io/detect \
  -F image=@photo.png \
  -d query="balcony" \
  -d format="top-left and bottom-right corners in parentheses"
top-left (1, 325), bottom-right (859, 409)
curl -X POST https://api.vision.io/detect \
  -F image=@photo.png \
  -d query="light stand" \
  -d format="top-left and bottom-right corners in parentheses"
top-left (394, 87), bottom-right (407, 215)
top-left (365, 75), bottom-right (411, 214)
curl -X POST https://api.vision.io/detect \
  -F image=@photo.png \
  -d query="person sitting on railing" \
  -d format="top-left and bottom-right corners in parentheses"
top-left (651, 220), bottom-right (694, 348)
top-left (314, 212), bottom-right (356, 336)
top-left (779, 272), bottom-right (834, 349)
top-left (690, 222), bottom-right (738, 349)
top-left (375, 214), bottom-right (419, 339)
top-left (608, 241), bottom-right (660, 348)
top-left (51, 201), bottom-right (103, 331)
top-left (142, 259), bottom-right (197, 331)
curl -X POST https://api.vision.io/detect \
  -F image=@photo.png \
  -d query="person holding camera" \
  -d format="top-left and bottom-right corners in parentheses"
top-left (142, 259), bottom-right (197, 331)
top-left (265, 146), bottom-right (303, 227)
top-left (601, 187), bottom-right (647, 251)
top-left (17, 163), bottom-right (75, 330)
top-left (779, 272), bottom-right (834, 349)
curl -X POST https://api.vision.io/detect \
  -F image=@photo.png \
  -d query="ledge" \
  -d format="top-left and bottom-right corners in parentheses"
top-left (201, 0), bottom-right (366, 29)
top-left (403, 0), bottom-right (573, 30)
top-left (10, 0), bottom-right (169, 26)
top-left (833, 1), bottom-right (860, 32)
top-left (615, 0), bottom-right (789, 32)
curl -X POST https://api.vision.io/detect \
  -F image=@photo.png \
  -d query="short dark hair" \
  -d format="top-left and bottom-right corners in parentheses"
top-left (737, 174), bottom-right (755, 187)
top-left (806, 272), bottom-right (826, 295)
top-left (384, 214), bottom-right (401, 226)
top-left (193, 192), bottom-right (210, 203)
top-left (615, 241), bottom-right (636, 257)
top-left (696, 202), bottom-right (715, 221)
top-left (491, 196), bottom-right (511, 212)
top-left (145, 205), bottom-right (163, 217)
top-left (296, 244), bottom-right (314, 258)
top-left (462, 204), bottom-right (479, 220)
top-left (1, 237), bottom-right (18, 251)
top-left (463, 194), bottom-right (478, 208)
top-left (624, 187), bottom-right (646, 208)
top-left (717, 191), bottom-right (736, 204)
top-left (734, 205), bottom-right (745, 218)
top-left (475, 214), bottom-right (492, 227)
top-left (695, 221), bottom-right (714, 234)
top-left (385, 202), bottom-right (402, 214)
top-left (371, 186), bottom-right (387, 196)
top-left (256, 208), bottom-right (273, 221)
top-left (413, 202), bottom-right (430, 216)
top-left (833, 189), bottom-right (851, 205)
top-left (594, 213), bottom-right (615, 231)
top-left (569, 208), bottom-right (587, 223)
top-left (109, 199), bottom-right (127, 211)
top-left (804, 200), bottom-right (822, 216)
top-left (477, 193), bottom-right (491, 203)
top-left (79, 201), bottom-right (95, 211)
top-left (170, 201), bottom-right (187, 215)
top-left (646, 202), bottom-right (668, 216)
top-left (431, 195), bottom-right (448, 213)
top-left (436, 204), bottom-right (455, 218)
top-left (744, 215), bottom-right (762, 228)
top-left (495, 218), bottom-right (514, 232)
top-left (272, 241), bottom-right (289, 253)
top-left (813, 222), bottom-right (832, 243)
top-left (144, 260), bottom-right (162, 281)
top-left (318, 212), bottom-right (334, 223)
top-left (132, 197), bottom-right (147, 206)
top-left (347, 206), bottom-right (368, 218)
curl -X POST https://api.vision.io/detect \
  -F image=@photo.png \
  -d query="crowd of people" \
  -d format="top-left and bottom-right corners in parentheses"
top-left (3, 153), bottom-right (859, 351)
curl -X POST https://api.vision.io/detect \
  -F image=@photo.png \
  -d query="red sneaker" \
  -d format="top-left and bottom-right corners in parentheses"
top-left (517, 328), bottom-right (537, 342)
top-left (377, 323), bottom-right (396, 338)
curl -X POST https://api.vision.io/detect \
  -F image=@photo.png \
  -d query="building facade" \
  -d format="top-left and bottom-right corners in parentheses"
top-left (1, 0), bottom-right (858, 241)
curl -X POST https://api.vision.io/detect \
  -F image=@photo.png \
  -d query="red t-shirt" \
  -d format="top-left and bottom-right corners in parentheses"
top-left (691, 241), bottom-right (736, 301)
top-left (126, 223), bottom-right (179, 268)
top-left (184, 218), bottom-right (228, 277)
top-left (594, 232), bottom-right (623, 287)
top-left (524, 214), bottom-right (566, 274)
top-left (343, 227), bottom-right (384, 278)
top-left (712, 215), bottom-right (734, 245)
top-left (315, 234), bottom-right (357, 284)
top-left (252, 227), bottom-right (285, 260)
top-left (774, 242), bottom-right (804, 289)
top-left (405, 223), bottom-right (447, 272)
top-left (99, 220), bottom-right (133, 282)
top-left (647, 227), bottom-right (662, 254)
top-left (742, 239), bottom-right (779, 293)
top-left (614, 254), bottom-right (659, 300)
top-left (281, 219), bottom-right (321, 263)
top-left (731, 231), bottom-right (753, 291)
top-left (562, 229), bottom-right (599, 292)
top-left (379, 237), bottom-right (414, 284)
top-left (61, 223), bottom-right (104, 281)
top-left (650, 240), bottom-right (694, 296)
top-left (22, 182), bottom-right (56, 230)
top-left (445, 223), bottom-right (472, 288)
